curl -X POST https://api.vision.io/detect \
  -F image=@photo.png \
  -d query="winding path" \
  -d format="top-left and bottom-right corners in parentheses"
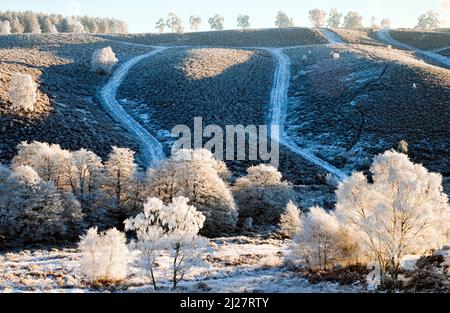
top-left (101, 36), bottom-right (348, 179)
top-left (99, 47), bottom-right (168, 167)
top-left (376, 29), bottom-right (450, 69)
top-left (265, 47), bottom-right (347, 180)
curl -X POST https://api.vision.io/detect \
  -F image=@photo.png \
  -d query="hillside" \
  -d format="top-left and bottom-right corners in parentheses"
top-left (102, 27), bottom-right (329, 47)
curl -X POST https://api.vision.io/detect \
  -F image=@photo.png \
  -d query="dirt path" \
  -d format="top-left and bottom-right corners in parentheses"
top-left (376, 29), bottom-right (450, 69)
top-left (319, 28), bottom-right (346, 44)
top-left (103, 38), bottom-right (348, 179)
top-left (99, 47), bottom-right (168, 167)
top-left (265, 48), bottom-right (347, 180)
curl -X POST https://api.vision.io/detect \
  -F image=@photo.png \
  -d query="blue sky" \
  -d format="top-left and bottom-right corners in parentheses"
top-left (1, 0), bottom-right (448, 33)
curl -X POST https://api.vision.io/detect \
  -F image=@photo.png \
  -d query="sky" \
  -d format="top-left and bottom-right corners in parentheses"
top-left (0, 0), bottom-right (449, 33)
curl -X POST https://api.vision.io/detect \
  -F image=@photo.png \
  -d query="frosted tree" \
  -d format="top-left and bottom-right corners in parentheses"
top-left (125, 199), bottom-right (163, 289)
top-left (234, 164), bottom-right (295, 225)
top-left (189, 15), bottom-right (202, 32)
top-left (278, 201), bottom-right (302, 238)
top-left (166, 13), bottom-right (184, 33)
top-left (287, 206), bottom-right (358, 270)
top-left (397, 139), bottom-right (409, 154)
top-left (91, 47), bottom-right (118, 75)
top-left (9, 73), bottom-right (37, 112)
top-left (41, 17), bottom-right (56, 33)
top-left (275, 10), bottom-right (292, 28)
top-left (68, 148), bottom-right (104, 206)
top-left (12, 141), bottom-right (72, 191)
top-left (370, 16), bottom-right (380, 29)
top-left (10, 17), bottom-right (24, 33)
top-left (335, 150), bottom-right (450, 284)
top-left (110, 20), bottom-right (128, 33)
top-left (125, 196), bottom-right (208, 289)
top-left (327, 8), bottom-right (342, 28)
top-left (343, 11), bottom-right (364, 29)
top-left (380, 18), bottom-right (392, 29)
top-left (416, 10), bottom-right (440, 29)
top-left (0, 21), bottom-right (11, 34)
top-left (66, 17), bottom-right (86, 33)
top-left (60, 192), bottom-right (85, 238)
top-left (103, 147), bottom-right (137, 218)
top-left (23, 12), bottom-right (41, 33)
top-left (78, 228), bottom-right (102, 283)
top-left (78, 227), bottom-right (129, 283)
top-left (237, 14), bottom-right (250, 29)
top-left (155, 18), bottom-right (166, 33)
top-left (0, 166), bottom-right (67, 242)
top-left (42, 17), bottom-right (58, 33)
top-left (309, 9), bottom-right (327, 27)
top-left (208, 14), bottom-right (224, 31)
top-left (147, 149), bottom-right (238, 236)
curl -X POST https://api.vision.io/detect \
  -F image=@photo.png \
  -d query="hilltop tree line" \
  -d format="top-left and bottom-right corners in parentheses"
top-left (155, 8), bottom-right (443, 34)
top-left (0, 11), bottom-right (128, 35)
top-left (308, 8), bottom-right (441, 30)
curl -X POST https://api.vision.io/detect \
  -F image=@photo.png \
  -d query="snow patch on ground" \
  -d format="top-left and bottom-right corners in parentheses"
top-left (0, 237), bottom-right (364, 293)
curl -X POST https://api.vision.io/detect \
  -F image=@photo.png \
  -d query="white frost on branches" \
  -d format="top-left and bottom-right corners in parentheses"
top-left (0, 166), bottom-right (73, 242)
top-left (91, 47), bottom-right (118, 74)
top-left (278, 201), bottom-right (302, 238)
top-left (78, 227), bottom-right (129, 283)
top-left (335, 150), bottom-right (450, 281)
top-left (125, 196), bottom-right (208, 289)
top-left (147, 149), bottom-right (237, 236)
top-left (287, 206), bottom-right (357, 269)
top-left (0, 20), bottom-right (11, 34)
top-left (9, 73), bottom-right (37, 112)
top-left (234, 164), bottom-right (295, 225)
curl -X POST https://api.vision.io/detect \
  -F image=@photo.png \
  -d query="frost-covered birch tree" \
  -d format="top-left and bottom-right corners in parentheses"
top-left (78, 227), bottom-right (129, 283)
top-left (125, 196), bottom-right (208, 289)
top-left (147, 149), bottom-right (238, 236)
top-left (335, 150), bottom-right (450, 283)
top-left (234, 164), bottom-right (295, 225)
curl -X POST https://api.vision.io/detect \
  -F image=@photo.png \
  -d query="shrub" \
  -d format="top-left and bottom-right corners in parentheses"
top-left (78, 227), bottom-right (129, 284)
top-left (91, 47), bottom-right (118, 74)
top-left (147, 149), bottom-right (238, 236)
top-left (234, 164), bottom-right (295, 226)
top-left (9, 73), bottom-right (37, 112)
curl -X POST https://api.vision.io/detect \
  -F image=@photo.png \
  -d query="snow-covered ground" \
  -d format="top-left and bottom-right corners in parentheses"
top-left (0, 237), bottom-right (364, 293)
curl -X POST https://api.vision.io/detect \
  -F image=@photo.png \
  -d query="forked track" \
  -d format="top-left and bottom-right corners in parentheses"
top-left (101, 36), bottom-right (348, 179)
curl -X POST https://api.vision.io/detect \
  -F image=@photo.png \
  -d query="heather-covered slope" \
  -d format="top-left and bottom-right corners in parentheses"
top-left (0, 34), bottom-right (153, 163)
top-left (102, 27), bottom-right (329, 47)
top-left (285, 43), bottom-right (450, 192)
